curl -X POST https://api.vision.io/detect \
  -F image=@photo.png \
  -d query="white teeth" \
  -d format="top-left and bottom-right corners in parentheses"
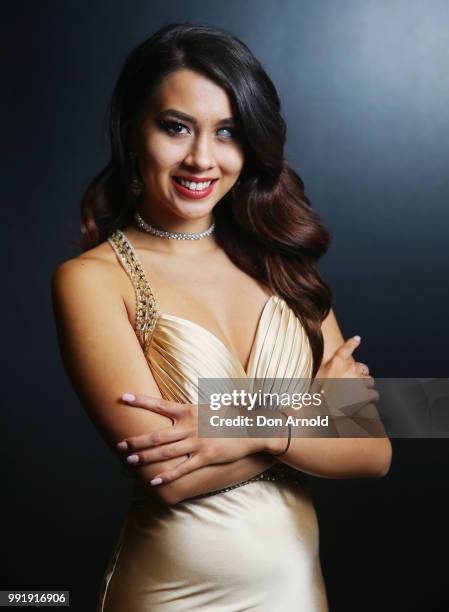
top-left (178, 178), bottom-right (212, 191)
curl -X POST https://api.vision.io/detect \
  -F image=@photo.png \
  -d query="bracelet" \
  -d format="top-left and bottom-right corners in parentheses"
top-left (270, 411), bottom-right (292, 457)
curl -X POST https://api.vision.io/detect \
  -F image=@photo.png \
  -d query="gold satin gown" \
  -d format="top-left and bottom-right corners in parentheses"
top-left (96, 229), bottom-right (329, 612)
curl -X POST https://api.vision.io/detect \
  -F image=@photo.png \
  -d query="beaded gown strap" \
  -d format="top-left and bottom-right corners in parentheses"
top-left (107, 229), bottom-right (160, 354)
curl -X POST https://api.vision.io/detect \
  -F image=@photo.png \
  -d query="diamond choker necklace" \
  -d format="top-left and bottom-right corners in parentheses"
top-left (134, 212), bottom-right (215, 241)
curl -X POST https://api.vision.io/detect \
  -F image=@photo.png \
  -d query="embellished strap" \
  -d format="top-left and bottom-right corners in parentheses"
top-left (107, 229), bottom-right (160, 354)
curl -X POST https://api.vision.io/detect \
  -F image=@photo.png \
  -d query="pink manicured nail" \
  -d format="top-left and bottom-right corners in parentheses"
top-left (116, 441), bottom-right (128, 451)
top-left (126, 454), bottom-right (140, 464)
top-left (122, 393), bottom-right (136, 402)
top-left (150, 476), bottom-right (163, 485)
top-left (353, 335), bottom-right (361, 343)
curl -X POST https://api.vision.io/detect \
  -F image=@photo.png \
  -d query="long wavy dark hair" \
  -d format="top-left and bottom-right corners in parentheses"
top-left (80, 22), bottom-right (332, 375)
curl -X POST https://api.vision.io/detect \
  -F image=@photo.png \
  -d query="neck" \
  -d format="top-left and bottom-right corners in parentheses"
top-left (133, 205), bottom-right (217, 254)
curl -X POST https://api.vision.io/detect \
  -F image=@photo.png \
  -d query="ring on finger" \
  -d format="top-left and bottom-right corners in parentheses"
top-left (357, 362), bottom-right (369, 376)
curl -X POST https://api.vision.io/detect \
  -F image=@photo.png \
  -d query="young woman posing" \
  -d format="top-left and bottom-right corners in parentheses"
top-left (52, 23), bottom-right (391, 612)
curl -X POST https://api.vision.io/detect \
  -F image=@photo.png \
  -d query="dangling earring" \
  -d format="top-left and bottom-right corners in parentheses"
top-left (129, 151), bottom-right (143, 197)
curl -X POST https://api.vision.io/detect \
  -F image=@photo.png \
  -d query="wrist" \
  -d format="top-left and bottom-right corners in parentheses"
top-left (245, 435), bottom-right (270, 455)
top-left (244, 435), bottom-right (284, 455)
top-left (244, 412), bottom-right (292, 456)
top-left (266, 411), bottom-right (292, 457)
top-left (264, 436), bottom-right (287, 455)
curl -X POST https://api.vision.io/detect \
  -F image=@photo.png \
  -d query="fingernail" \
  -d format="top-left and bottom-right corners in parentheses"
top-left (353, 335), bottom-right (361, 343)
top-left (126, 454), bottom-right (140, 464)
top-left (150, 476), bottom-right (163, 485)
top-left (122, 393), bottom-right (136, 402)
top-left (116, 441), bottom-right (128, 451)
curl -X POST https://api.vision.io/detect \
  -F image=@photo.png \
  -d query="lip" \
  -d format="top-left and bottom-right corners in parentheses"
top-left (173, 175), bottom-right (218, 182)
top-left (171, 176), bottom-right (218, 200)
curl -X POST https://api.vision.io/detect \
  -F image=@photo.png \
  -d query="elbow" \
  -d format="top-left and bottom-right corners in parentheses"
top-left (156, 484), bottom-right (185, 506)
top-left (150, 481), bottom-right (187, 507)
top-left (159, 489), bottom-right (182, 507)
top-left (149, 481), bottom-right (206, 507)
top-left (341, 438), bottom-right (392, 479)
top-left (136, 459), bottom-right (189, 506)
top-left (148, 483), bottom-right (181, 507)
top-left (369, 438), bottom-right (393, 478)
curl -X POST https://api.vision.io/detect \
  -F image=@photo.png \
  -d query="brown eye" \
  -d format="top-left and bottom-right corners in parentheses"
top-left (159, 120), bottom-right (189, 136)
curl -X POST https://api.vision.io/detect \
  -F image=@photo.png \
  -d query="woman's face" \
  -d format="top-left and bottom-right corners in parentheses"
top-left (133, 69), bottom-right (245, 222)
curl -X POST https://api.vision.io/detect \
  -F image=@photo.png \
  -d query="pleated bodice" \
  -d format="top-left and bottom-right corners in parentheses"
top-left (107, 229), bottom-right (313, 393)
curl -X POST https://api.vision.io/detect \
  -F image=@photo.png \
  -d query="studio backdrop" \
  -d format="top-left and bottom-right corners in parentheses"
top-left (3, 1), bottom-right (449, 611)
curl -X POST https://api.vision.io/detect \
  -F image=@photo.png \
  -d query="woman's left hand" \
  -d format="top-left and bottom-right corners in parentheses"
top-left (116, 394), bottom-right (260, 485)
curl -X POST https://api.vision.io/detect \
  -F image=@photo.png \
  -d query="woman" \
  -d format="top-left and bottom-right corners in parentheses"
top-left (52, 23), bottom-right (392, 612)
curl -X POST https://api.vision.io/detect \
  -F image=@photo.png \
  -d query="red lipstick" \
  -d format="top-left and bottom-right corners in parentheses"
top-left (174, 175), bottom-right (218, 182)
top-left (171, 176), bottom-right (218, 200)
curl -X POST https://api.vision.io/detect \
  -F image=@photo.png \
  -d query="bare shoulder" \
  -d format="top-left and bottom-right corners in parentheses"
top-left (52, 240), bottom-right (117, 289)
top-left (53, 242), bottom-right (114, 278)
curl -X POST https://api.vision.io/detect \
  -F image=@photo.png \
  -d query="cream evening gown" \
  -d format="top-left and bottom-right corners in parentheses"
top-left (96, 229), bottom-right (328, 612)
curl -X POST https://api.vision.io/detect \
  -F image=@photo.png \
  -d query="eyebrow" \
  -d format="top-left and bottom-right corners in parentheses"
top-left (156, 108), bottom-right (238, 126)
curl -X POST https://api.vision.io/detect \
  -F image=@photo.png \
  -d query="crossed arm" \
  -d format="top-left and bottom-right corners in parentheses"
top-left (52, 257), bottom-right (391, 506)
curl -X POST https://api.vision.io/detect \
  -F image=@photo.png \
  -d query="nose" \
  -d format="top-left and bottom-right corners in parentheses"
top-left (183, 132), bottom-right (215, 170)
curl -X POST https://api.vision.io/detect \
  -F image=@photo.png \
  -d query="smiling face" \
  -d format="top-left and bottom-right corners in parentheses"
top-left (132, 69), bottom-right (245, 227)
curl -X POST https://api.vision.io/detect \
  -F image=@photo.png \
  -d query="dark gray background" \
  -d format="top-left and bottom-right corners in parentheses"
top-left (3, 1), bottom-right (449, 610)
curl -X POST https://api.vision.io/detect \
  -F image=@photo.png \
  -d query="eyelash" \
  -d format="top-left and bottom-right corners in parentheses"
top-left (159, 120), bottom-right (236, 140)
